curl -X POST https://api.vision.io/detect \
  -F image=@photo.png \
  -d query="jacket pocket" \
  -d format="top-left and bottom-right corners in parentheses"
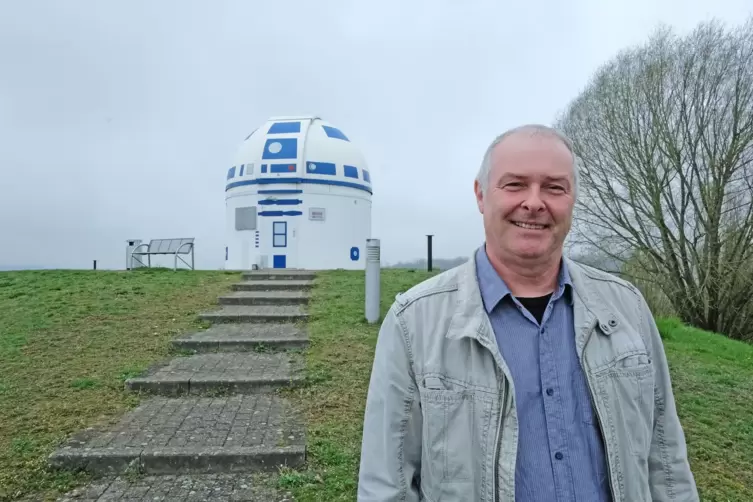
top-left (596, 352), bottom-right (655, 457)
top-left (417, 378), bottom-right (497, 486)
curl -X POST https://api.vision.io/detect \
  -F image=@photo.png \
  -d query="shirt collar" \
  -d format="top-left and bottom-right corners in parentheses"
top-left (474, 244), bottom-right (573, 314)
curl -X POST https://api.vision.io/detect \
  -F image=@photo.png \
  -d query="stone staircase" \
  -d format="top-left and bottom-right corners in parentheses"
top-left (51, 269), bottom-right (314, 501)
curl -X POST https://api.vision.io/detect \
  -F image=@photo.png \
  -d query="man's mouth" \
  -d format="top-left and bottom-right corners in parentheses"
top-left (512, 221), bottom-right (549, 230)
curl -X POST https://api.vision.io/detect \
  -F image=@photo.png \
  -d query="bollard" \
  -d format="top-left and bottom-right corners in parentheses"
top-left (427, 234), bottom-right (433, 272)
top-left (365, 238), bottom-right (381, 323)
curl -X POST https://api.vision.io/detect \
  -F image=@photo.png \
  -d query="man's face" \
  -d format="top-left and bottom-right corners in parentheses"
top-left (475, 133), bottom-right (576, 262)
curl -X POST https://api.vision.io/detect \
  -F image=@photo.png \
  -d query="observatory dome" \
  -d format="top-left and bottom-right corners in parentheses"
top-left (224, 116), bottom-right (373, 270)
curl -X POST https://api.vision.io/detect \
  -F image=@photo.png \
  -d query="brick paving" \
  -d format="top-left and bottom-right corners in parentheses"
top-left (56, 395), bottom-right (305, 450)
top-left (231, 280), bottom-right (313, 292)
top-left (241, 270), bottom-right (315, 281)
top-left (57, 474), bottom-right (293, 501)
top-left (173, 323), bottom-right (309, 352)
top-left (50, 395), bottom-right (306, 476)
top-left (218, 290), bottom-right (310, 306)
top-left (53, 270), bottom-right (315, 501)
top-left (125, 353), bottom-right (305, 395)
top-left (198, 305), bottom-right (309, 324)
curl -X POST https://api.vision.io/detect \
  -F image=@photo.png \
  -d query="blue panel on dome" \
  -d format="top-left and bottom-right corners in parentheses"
top-left (270, 163), bottom-right (297, 173)
top-left (307, 162), bottom-right (336, 175)
top-left (262, 138), bottom-right (297, 159)
top-left (322, 125), bottom-right (349, 141)
top-left (344, 165), bottom-right (358, 179)
top-left (261, 164), bottom-right (268, 173)
top-left (239, 164), bottom-right (245, 176)
top-left (268, 121), bottom-right (301, 134)
top-left (227, 166), bottom-right (236, 180)
top-left (350, 247), bottom-right (360, 261)
top-left (363, 169), bottom-right (371, 183)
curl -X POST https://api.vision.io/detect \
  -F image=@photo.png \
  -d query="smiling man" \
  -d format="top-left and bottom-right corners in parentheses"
top-left (357, 125), bottom-right (699, 501)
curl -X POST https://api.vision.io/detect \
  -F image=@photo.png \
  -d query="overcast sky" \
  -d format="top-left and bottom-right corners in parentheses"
top-left (1, 0), bottom-right (750, 270)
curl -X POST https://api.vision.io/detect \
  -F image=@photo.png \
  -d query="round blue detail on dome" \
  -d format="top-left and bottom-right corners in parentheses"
top-left (350, 247), bottom-right (360, 261)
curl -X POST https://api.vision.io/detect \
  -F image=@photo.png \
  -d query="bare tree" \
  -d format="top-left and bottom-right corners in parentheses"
top-left (557, 18), bottom-right (753, 341)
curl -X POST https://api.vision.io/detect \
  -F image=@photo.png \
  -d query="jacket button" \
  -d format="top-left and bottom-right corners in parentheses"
top-left (555, 452), bottom-right (563, 460)
top-left (546, 388), bottom-right (554, 396)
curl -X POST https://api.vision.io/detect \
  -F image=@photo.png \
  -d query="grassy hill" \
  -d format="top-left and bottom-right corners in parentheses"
top-left (0, 268), bottom-right (239, 501)
top-left (1, 268), bottom-right (752, 501)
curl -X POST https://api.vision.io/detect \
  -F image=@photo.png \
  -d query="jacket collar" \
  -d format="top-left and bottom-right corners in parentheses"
top-left (447, 249), bottom-right (616, 344)
top-left (446, 250), bottom-right (494, 343)
top-left (475, 245), bottom-right (574, 314)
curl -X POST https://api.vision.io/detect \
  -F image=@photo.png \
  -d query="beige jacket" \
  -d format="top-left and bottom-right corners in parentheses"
top-left (357, 254), bottom-right (699, 501)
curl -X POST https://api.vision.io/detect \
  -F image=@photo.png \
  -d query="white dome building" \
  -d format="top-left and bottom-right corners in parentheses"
top-left (224, 116), bottom-right (373, 270)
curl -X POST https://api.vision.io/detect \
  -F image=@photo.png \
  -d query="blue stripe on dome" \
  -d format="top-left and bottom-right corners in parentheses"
top-left (258, 199), bottom-right (302, 206)
top-left (258, 210), bottom-right (303, 217)
top-left (258, 189), bottom-right (303, 194)
top-left (226, 177), bottom-right (372, 194)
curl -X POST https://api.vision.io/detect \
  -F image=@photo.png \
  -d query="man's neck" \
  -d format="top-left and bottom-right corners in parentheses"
top-left (485, 245), bottom-right (561, 298)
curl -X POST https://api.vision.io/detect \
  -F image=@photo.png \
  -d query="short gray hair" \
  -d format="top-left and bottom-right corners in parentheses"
top-left (475, 124), bottom-right (579, 199)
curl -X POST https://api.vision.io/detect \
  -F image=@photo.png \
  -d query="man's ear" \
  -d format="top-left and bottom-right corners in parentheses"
top-left (474, 179), bottom-right (485, 214)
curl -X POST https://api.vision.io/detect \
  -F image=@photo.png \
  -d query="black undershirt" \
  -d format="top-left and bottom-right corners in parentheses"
top-left (516, 293), bottom-right (552, 324)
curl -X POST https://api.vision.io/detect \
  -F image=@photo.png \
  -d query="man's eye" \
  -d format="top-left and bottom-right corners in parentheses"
top-left (549, 185), bottom-right (565, 192)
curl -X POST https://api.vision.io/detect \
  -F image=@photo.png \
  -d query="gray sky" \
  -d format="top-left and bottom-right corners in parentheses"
top-left (1, 0), bottom-right (750, 270)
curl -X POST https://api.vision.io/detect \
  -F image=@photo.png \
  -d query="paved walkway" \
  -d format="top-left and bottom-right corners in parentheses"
top-left (51, 270), bottom-right (314, 501)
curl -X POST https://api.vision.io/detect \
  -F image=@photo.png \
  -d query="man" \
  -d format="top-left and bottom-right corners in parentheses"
top-left (357, 125), bottom-right (698, 501)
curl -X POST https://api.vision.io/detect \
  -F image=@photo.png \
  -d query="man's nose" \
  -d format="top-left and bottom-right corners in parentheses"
top-left (521, 186), bottom-right (545, 211)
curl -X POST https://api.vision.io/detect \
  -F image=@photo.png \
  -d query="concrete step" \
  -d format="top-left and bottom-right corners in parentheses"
top-left (125, 353), bottom-right (305, 396)
top-left (55, 473), bottom-right (294, 501)
top-left (199, 305), bottom-right (308, 324)
top-left (49, 395), bottom-right (306, 477)
top-left (241, 270), bottom-right (316, 281)
top-left (217, 291), bottom-right (310, 306)
top-left (173, 324), bottom-right (309, 353)
top-left (231, 280), bottom-right (313, 292)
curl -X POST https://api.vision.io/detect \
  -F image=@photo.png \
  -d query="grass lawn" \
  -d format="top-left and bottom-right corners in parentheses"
top-left (2, 267), bottom-right (752, 501)
top-left (0, 268), bottom-right (237, 501)
top-left (283, 269), bottom-right (753, 502)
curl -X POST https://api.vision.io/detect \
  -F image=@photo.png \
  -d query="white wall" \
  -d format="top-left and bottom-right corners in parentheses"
top-left (224, 183), bottom-right (371, 270)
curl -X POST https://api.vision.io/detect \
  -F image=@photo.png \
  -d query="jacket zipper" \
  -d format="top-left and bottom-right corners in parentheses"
top-left (492, 376), bottom-right (506, 502)
top-left (580, 319), bottom-right (617, 502)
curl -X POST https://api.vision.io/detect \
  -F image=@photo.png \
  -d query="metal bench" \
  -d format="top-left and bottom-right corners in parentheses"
top-left (131, 238), bottom-right (195, 270)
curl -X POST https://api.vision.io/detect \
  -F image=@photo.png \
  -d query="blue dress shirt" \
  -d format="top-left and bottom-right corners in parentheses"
top-left (475, 246), bottom-right (611, 501)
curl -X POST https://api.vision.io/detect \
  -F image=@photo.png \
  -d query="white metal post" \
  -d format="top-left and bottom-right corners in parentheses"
top-left (365, 238), bottom-right (381, 323)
